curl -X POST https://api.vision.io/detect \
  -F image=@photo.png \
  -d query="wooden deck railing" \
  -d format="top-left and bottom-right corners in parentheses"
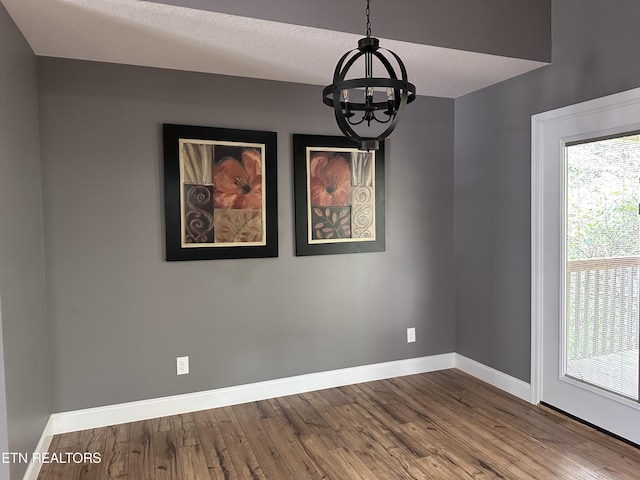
top-left (567, 256), bottom-right (640, 360)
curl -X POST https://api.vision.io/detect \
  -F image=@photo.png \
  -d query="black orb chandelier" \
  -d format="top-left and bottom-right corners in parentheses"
top-left (323, 0), bottom-right (416, 151)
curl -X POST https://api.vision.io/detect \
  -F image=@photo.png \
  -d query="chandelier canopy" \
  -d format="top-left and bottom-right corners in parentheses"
top-left (322, 0), bottom-right (416, 151)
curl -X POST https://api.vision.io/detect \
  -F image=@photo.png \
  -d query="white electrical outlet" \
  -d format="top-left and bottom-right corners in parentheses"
top-left (407, 327), bottom-right (416, 343)
top-left (176, 356), bottom-right (189, 375)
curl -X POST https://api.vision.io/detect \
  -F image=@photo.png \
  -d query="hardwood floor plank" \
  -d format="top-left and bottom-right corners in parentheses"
top-left (128, 420), bottom-right (154, 480)
top-left (328, 447), bottom-right (379, 480)
top-left (417, 453), bottom-right (475, 480)
top-left (231, 404), bottom-right (295, 480)
top-left (277, 394), bottom-right (347, 450)
top-left (574, 440), bottom-right (640, 479)
top-left (193, 409), bottom-right (239, 480)
top-left (438, 371), bottom-right (587, 446)
top-left (335, 402), bottom-right (432, 479)
top-left (152, 419), bottom-right (180, 480)
top-left (172, 413), bottom-right (211, 480)
top-left (558, 417), bottom-right (640, 463)
top-left (403, 375), bottom-right (599, 479)
top-left (388, 376), bottom-right (513, 441)
top-left (392, 375), bottom-right (511, 439)
top-left (100, 423), bottom-right (130, 480)
top-left (496, 460), bottom-right (552, 480)
top-left (42, 430), bottom-right (83, 480)
top-left (176, 444), bottom-right (211, 480)
top-left (311, 400), bottom-right (407, 479)
top-left (297, 433), bottom-right (351, 479)
top-left (395, 422), bottom-right (454, 458)
top-left (259, 416), bottom-right (326, 479)
top-left (353, 382), bottom-right (416, 425)
top-left (75, 427), bottom-right (107, 480)
top-left (316, 386), bottom-right (351, 408)
top-left (153, 416), bottom-right (174, 433)
top-left (173, 413), bottom-right (200, 447)
top-left (249, 400), bottom-right (278, 419)
top-left (213, 406), bottom-right (266, 480)
top-left (39, 369), bottom-right (640, 480)
top-left (494, 423), bottom-right (606, 479)
top-left (408, 373), bottom-right (550, 441)
top-left (387, 379), bottom-right (521, 476)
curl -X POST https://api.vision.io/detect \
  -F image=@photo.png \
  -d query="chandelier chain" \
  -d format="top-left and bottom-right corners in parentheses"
top-left (366, 0), bottom-right (371, 37)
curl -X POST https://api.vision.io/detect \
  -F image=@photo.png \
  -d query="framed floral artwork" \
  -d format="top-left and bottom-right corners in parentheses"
top-left (293, 134), bottom-right (385, 256)
top-left (163, 124), bottom-right (278, 260)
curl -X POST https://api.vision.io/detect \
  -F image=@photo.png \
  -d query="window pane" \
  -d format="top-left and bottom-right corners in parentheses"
top-left (565, 134), bottom-right (640, 401)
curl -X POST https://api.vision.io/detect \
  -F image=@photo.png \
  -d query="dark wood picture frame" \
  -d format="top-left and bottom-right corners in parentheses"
top-left (293, 134), bottom-right (385, 256)
top-left (163, 124), bottom-right (278, 261)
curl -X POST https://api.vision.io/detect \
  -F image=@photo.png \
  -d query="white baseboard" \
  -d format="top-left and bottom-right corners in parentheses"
top-left (51, 353), bottom-right (456, 435)
top-left (22, 416), bottom-right (54, 480)
top-left (455, 354), bottom-right (531, 402)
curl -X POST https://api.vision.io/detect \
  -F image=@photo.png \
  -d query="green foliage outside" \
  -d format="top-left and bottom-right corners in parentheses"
top-left (567, 137), bottom-right (640, 260)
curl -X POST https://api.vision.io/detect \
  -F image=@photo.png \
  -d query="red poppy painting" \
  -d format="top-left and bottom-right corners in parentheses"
top-left (293, 134), bottom-right (385, 256)
top-left (163, 124), bottom-right (278, 261)
top-left (309, 153), bottom-right (352, 207)
top-left (213, 149), bottom-right (263, 209)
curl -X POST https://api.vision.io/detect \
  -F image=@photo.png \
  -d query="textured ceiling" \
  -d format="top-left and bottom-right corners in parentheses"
top-left (1, 0), bottom-right (548, 98)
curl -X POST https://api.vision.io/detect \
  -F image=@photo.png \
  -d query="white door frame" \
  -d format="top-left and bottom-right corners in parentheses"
top-left (531, 87), bottom-right (640, 407)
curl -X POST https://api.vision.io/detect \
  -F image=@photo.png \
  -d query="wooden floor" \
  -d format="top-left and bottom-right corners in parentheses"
top-left (37, 369), bottom-right (640, 479)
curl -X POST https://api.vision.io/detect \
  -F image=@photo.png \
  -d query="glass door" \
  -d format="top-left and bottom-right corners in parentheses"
top-left (533, 88), bottom-right (640, 447)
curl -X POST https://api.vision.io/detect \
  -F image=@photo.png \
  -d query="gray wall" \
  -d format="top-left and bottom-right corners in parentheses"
top-left (0, 3), bottom-right (51, 479)
top-left (37, 59), bottom-right (455, 412)
top-left (454, 0), bottom-right (640, 382)
top-left (0, 307), bottom-right (8, 480)
top-left (151, 0), bottom-right (551, 62)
